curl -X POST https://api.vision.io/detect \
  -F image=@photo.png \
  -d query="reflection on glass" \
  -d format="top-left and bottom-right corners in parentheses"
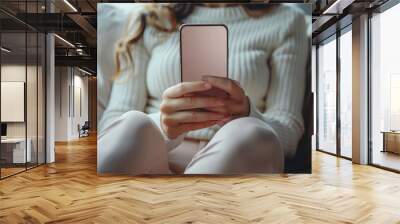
top-left (371, 3), bottom-right (400, 171)
top-left (38, 33), bottom-right (46, 165)
top-left (317, 37), bottom-right (337, 154)
top-left (27, 32), bottom-right (38, 169)
top-left (1, 32), bottom-right (27, 177)
top-left (340, 30), bottom-right (352, 158)
top-left (390, 76), bottom-right (400, 130)
top-left (312, 46), bottom-right (317, 150)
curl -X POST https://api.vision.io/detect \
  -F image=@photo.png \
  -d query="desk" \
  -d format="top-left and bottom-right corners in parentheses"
top-left (1, 138), bottom-right (31, 164)
top-left (381, 131), bottom-right (400, 154)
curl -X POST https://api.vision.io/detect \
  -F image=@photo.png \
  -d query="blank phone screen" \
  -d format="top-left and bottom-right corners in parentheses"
top-left (180, 25), bottom-right (228, 82)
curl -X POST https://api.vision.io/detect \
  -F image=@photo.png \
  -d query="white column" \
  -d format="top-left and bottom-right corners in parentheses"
top-left (46, 32), bottom-right (55, 163)
top-left (352, 14), bottom-right (369, 164)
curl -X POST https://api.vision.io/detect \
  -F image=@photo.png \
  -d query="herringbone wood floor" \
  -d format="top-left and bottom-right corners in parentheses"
top-left (1, 135), bottom-right (400, 224)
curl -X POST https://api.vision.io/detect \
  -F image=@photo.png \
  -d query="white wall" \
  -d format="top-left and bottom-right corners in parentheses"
top-left (72, 73), bottom-right (89, 138)
top-left (55, 67), bottom-right (69, 141)
top-left (55, 67), bottom-right (89, 141)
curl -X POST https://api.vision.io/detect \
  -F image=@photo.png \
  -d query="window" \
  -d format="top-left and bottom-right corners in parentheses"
top-left (339, 28), bottom-right (352, 158)
top-left (370, 2), bottom-right (400, 171)
top-left (317, 36), bottom-right (337, 154)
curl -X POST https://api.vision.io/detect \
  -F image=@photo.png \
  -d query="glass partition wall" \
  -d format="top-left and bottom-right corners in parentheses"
top-left (370, 2), bottom-right (400, 172)
top-left (317, 35), bottom-right (337, 155)
top-left (315, 26), bottom-right (353, 159)
top-left (339, 27), bottom-right (352, 159)
top-left (0, 31), bottom-right (27, 177)
top-left (0, 1), bottom-right (46, 179)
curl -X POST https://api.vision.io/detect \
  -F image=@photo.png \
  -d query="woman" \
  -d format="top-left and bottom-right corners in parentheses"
top-left (98, 3), bottom-right (308, 174)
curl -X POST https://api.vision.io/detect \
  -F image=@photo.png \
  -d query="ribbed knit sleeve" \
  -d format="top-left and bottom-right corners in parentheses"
top-left (249, 12), bottom-right (308, 158)
top-left (99, 39), bottom-right (150, 133)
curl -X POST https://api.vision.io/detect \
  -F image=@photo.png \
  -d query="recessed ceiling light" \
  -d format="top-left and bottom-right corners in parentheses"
top-left (54, 34), bottom-right (75, 48)
top-left (322, 0), bottom-right (353, 15)
top-left (78, 67), bottom-right (93, 76)
top-left (1, 47), bottom-right (11, 53)
top-left (63, 0), bottom-right (78, 12)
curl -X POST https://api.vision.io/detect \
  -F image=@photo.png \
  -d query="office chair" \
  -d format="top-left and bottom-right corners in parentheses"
top-left (79, 121), bottom-right (90, 138)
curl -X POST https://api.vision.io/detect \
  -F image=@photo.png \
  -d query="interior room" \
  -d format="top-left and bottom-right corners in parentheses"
top-left (0, 0), bottom-right (399, 223)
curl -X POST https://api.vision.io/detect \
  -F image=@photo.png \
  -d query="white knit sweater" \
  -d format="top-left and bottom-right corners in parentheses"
top-left (100, 5), bottom-right (309, 157)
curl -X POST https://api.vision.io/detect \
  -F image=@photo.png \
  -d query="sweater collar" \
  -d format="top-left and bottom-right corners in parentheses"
top-left (185, 6), bottom-right (248, 24)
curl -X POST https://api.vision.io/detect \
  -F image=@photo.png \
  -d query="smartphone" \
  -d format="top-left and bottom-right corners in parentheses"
top-left (180, 24), bottom-right (228, 97)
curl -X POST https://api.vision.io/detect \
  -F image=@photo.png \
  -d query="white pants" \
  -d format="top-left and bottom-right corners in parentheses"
top-left (98, 111), bottom-right (284, 175)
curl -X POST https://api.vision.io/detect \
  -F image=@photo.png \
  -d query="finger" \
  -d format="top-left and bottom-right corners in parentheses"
top-left (164, 111), bottom-right (226, 124)
top-left (163, 81), bottom-right (212, 99)
top-left (183, 93), bottom-right (195, 97)
top-left (202, 106), bottom-right (229, 115)
top-left (202, 99), bottom-right (242, 115)
top-left (177, 120), bottom-right (220, 133)
top-left (202, 76), bottom-right (243, 100)
top-left (161, 96), bottom-right (226, 113)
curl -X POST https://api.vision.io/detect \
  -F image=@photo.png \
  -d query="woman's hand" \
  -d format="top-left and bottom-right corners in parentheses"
top-left (160, 81), bottom-right (229, 139)
top-left (202, 76), bottom-right (250, 122)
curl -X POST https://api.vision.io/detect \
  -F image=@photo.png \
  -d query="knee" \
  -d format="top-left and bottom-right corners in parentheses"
top-left (229, 123), bottom-right (282, 158)
top-left (100, 111), bottom-right (155, 136)
top-left (122, 110), bottom-right (153, 129)
top-left (216, 117), bottom-right (271, 140)
top-left (216, 118), bottom-right (284, 172)
top-left (98, 111), bottom-right (164, 173)
top-left (113, 111), bottom-right (163, 149)
top-left (116, 111), bottom-right (159, 139)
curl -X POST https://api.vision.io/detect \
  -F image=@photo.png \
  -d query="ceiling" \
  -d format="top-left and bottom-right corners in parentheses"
top-left (0, 0), bottom-right (100, 73)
